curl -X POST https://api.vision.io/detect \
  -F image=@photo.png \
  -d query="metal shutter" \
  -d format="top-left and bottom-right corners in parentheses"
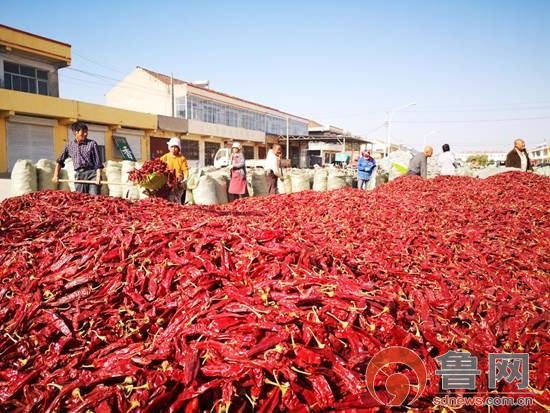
top-left (7, 118), bottom-right (55, 172)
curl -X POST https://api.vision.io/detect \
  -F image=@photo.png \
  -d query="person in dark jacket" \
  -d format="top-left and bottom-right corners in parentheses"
top-left (505, 139), bottom-right (532, 171)
top-left (356, 150), bottom-right (376, 190)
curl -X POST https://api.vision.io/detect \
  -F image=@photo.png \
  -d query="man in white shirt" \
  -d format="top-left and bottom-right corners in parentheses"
top-left (265, 144), bottom-right (284, 194)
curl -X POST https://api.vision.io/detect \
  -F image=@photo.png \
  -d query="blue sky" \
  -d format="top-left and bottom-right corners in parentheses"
top-left (4, 0), bottom-right (550, 152)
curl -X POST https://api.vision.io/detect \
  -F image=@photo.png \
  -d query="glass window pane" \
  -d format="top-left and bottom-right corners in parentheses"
top-left (204, 142), bottom-right (220, 166)
top-left (4, 61), bottom-right (18, 73)
top-left (12, 77), bottom-right (21, 91)
top-left (180, 140), bottom-right (199, 160)
top-left (243, 145), bottom-right (254, 160)
top-left (21, 66), bottom-right (35, 77)
top-left (38, 81), bottom-right (48, 95)
top-left (22, 78), bottom-right (31, 92)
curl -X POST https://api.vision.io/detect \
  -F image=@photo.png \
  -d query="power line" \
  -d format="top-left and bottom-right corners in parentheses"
top-left (72, 50), bottom-right (129, 76)
top-left (393, 116), bottom-right (550, 124)
top-left (62, 51), bottom-right (550, 129)
top-left (61, 67), bottom-right (171, 99)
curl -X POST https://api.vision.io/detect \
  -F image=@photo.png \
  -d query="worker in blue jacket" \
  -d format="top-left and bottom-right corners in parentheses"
top-left (357, 150), bottom-right (376, 190)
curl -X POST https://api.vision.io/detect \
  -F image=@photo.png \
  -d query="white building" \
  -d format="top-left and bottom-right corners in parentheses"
top-left (456, 151), bottom-right (507, 165)
top-left (107, 67), bottom-right (373, 168)
top-left (106, 66), bottom-right (312, 166)
top-left (529, 142), bottom-right (550, 165)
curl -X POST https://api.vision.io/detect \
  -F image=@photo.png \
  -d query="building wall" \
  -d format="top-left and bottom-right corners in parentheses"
top-left (0, 25), bottom-right (71, 65)
top-left (106, 69), bottom-right (174, 115)
top-left (1, 24), bottom-right (71, 98)
top-left (1, 25), bottom-right (309, 174)
top-left (187, 119), bottom-right (265, 142)
top-left (0, 89), bottom-right (157, 174)
top-left (529, 143), bottom-right (550, 165)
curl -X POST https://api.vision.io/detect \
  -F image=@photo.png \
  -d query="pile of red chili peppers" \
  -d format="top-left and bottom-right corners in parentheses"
top-left (0, 171), bottom-right (548, 412)
top-left (127, 159), bottom-right (175, 198)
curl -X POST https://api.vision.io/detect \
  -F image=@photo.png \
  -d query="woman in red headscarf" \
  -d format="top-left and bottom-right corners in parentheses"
top-left (357, 150), bottom-right (376, 190)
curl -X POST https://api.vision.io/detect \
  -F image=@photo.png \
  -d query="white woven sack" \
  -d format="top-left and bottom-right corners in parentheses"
top-left (60, 158), bottom-right (76, 192)
top-left (208, 171), bottom-right (229, 204)
top-left (312, 169), bottom-right (328, 191)
top-left (282, 170), bottom-right (292, 194)
top-left (250, 170), bottom-right (268, 197)
top-left (10, 159), bottom-right (37, 196)
top-left (105, 161), bottom-right (122, 198)
top-left (193, 174), bottom-right (219, 205)
top-left (291, 171), bottom-right (311, 193)
top-left (327, 170), bottom-right (348, 190)
top-left (120, 160), bottom-right (140, 200)
top-left (35, 159), bottom-right (57, 191)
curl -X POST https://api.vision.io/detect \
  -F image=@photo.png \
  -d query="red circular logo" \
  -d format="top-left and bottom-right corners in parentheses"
top-left (365, 346), bottom-right (428, 406)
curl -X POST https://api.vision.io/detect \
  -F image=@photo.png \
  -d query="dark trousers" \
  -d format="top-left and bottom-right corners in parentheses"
top-left (266, 172), bottom-right (278, 195)
top-left (75, 169), bottom-right (100, 195)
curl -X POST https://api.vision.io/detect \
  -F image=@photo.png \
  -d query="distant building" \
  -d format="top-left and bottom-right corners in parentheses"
top-left (107, 67), bottom-right (373, 168)
top-left (456, 151), bottom-right (507, 165)
top-left (288, 121), bottom-right (373, 167)
top-left (528, 142), bottom-right (550, 165)
top-left (456, 143), bottom-right (550, 167)
top-left (0, 24), bottom-right (70, 98)
top-left (0, 24), bottom-right (370, 174)
top-left (0, 25), bottom-right (163, 175)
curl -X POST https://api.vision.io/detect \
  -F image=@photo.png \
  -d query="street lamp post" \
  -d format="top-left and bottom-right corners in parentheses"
top-left (286, 117), bottom-right (289, 159)
top-left (385, 102), bottom-right (416, 157)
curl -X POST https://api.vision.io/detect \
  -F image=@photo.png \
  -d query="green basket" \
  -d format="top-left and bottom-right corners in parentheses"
top-left (140, 172), bottom-right (168, 191)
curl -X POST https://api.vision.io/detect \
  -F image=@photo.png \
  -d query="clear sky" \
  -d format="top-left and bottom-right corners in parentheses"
top-left (4, 0), bottom-right (550, 152)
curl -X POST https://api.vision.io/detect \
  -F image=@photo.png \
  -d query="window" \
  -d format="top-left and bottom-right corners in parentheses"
top-left (243, 145), bottom-right (254, 160)
top-left (183, 95), bottom-right (309, 135)
top-left (204, 142), bottom-right (221, 166)
top-left (180, 139), bottom-right (199, 160)
top-left (175, 97), bottom-right (187, 118)
top-left (258, 146), bottom-right (267, 160)
top-left (4, 61), bottom-right (49, 95)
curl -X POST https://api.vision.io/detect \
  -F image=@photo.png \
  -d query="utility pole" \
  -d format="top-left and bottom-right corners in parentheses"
top-left (170, 73), bottom-right (175, 117)
top-left (286, 117), bottom-right (290, 159)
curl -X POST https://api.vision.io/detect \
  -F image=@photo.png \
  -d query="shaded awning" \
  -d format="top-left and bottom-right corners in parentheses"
top-left (273, 131), bottom-right (373, 145)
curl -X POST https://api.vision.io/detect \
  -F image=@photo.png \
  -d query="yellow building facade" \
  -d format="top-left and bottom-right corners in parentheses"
top-left (0, 24), bottom-right (311, 175)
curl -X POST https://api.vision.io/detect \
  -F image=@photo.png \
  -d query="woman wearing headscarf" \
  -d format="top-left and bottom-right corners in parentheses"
top-left (160, 137), bottom-right (189, 203)
top-left (228, 142), bottom-right (247, 201)
top-left (357, 150), bottom-right (376, 190)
